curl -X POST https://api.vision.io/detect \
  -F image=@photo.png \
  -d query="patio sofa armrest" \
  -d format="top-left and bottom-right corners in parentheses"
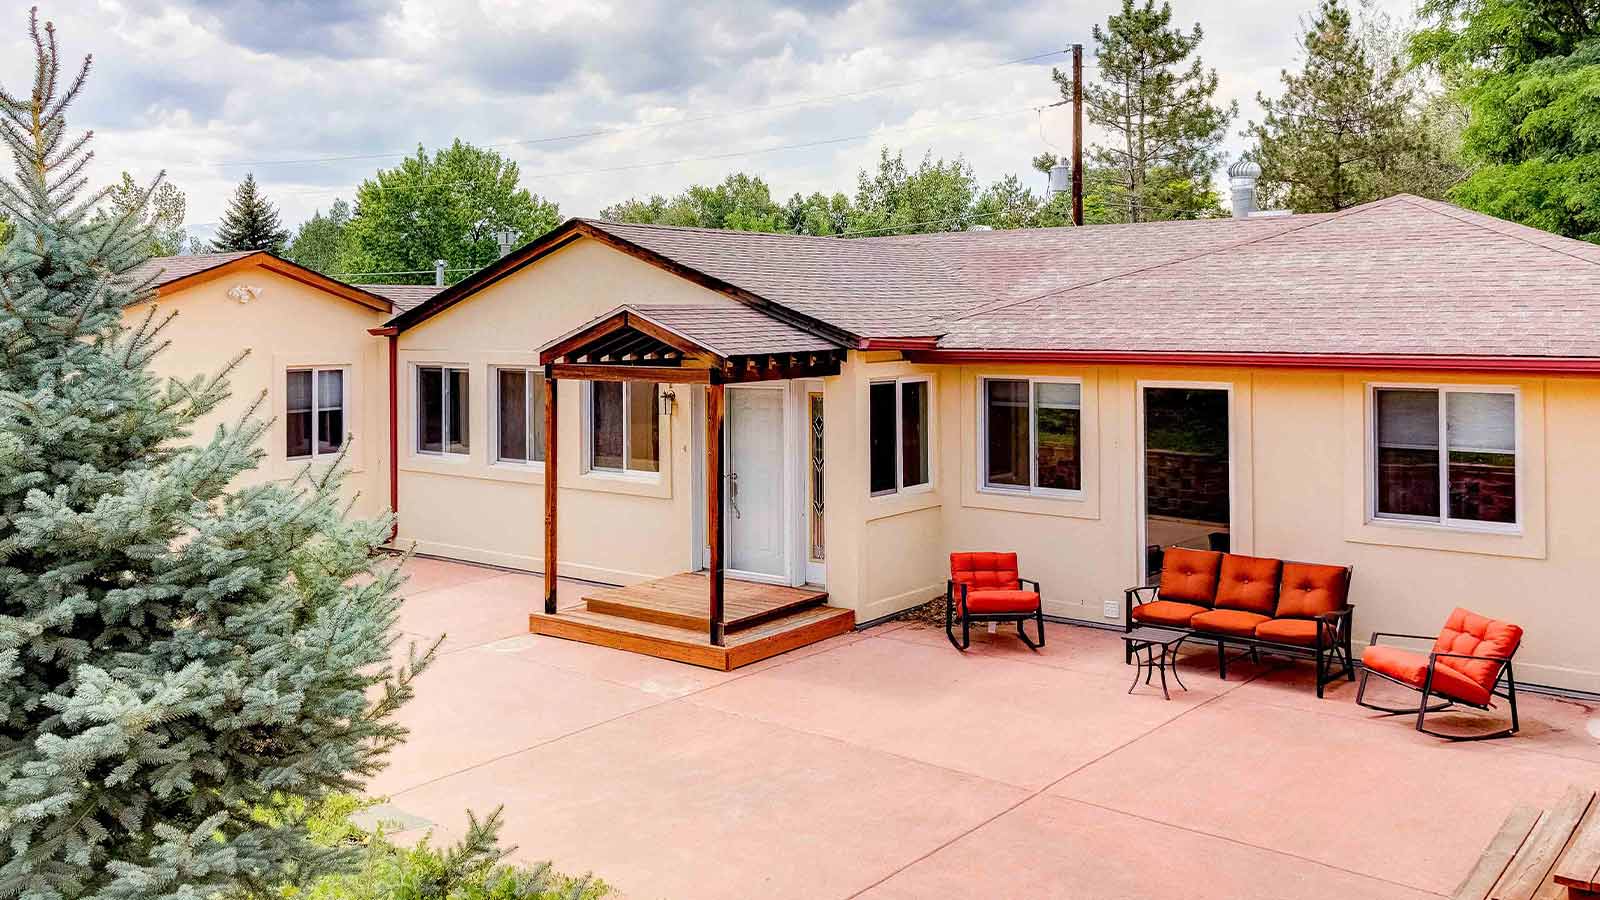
top-left (946, 580), bottom-right (966, 606)
top-left (1125, 585), bottom-right (1159, 604)
top-left (1019, 578), bottom-right (1041, 594)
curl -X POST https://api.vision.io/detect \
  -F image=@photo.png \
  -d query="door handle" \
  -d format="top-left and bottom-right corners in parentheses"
top-left (727, 471), bottom-right (740, 519)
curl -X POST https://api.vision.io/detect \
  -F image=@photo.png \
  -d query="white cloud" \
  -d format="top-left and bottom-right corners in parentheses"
top-left (0, 0), bottom-right (1414, 237)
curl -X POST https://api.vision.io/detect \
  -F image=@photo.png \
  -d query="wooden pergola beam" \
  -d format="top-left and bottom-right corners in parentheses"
top-left (547, 363), bottom-right (718, 383)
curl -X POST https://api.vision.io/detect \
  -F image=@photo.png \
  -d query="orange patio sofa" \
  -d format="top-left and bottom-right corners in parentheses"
top-left (1125, 548), bottom-right (1355, 697)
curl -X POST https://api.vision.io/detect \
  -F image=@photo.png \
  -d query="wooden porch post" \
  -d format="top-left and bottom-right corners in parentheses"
top-left (706, 381), bottom-right (726, 646)
top-left (542, 368), bottom-right (559, 615)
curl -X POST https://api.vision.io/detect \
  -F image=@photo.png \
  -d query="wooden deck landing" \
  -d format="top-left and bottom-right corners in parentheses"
top-left (529, 573), bottom-right (853, 671)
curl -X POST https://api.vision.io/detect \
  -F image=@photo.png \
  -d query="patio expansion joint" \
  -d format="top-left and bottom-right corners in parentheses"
top-left (842, 663), bottom-right (1274, 899)
top-left (1059, 795), bottom-right (1449, 898)
top-left (385, 628), bottom-right (866, 799)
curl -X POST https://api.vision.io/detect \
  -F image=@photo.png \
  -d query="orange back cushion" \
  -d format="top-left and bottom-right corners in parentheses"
top-left (950, 552), bottom-right (1021, 591)
top-left (1433, 607), bottom-right (1522, 692)
top-left (1157, 548), bottom-right (1223, 605)
top-left (1214, 554), bottom-right (1283, 615)
top-left (1274, 563), bottom-right (1350, 619)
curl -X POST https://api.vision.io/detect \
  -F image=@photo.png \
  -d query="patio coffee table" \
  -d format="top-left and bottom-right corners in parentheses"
top-left (1123, 627), bottom-right (1188, 700)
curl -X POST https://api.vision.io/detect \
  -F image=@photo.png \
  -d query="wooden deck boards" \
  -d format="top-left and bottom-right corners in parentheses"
top-left (583, 573), bottom-right (827, 632)
top-left (529, 572), bottom-right (853, 671)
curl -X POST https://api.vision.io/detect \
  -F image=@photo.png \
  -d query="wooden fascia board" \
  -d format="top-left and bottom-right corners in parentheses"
top-left (148, 254), bottom-right (265, 297)
top-left (547, 363), bottom-right (715, 384)
top-left (257, 259), bottom-right (392, 312)
top-left (389, 222), bottom-right (590, 333)
top-left (906, 349), bottom-right (1600, 374)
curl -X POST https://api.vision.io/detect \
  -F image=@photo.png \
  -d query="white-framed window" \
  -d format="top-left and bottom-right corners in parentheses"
top-left (286, 367), bottom-right (346, 460)
top-left (586, 381), bottom-right (659, 474)
top-left (1370, 384), bottom-right (1519, 530)
top-left (868, 376), bottom-right (931, 496)
top-left (416, 365), bottom-right (469, 456)
top-left (980, 376), bottom-right (1082, 496)
top-left (494, 367), bottom-right (546, 465)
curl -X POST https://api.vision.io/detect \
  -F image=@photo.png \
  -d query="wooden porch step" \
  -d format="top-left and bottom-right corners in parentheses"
top-left (529, 603), bottom-right (854, 671)
top-left (1455, 785), bottom-right (1600, 900)
top-left (583, 572), bottom-right (828, 633)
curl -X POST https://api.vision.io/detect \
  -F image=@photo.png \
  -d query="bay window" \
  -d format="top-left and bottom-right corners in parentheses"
top-left (417, 365), bottom-right (469, 456)
top-left (588, 381), bottom-right (658, 474)
top-left (286, 367), bottom-right (345, 460)
top-left (982, 377), bottom-right (1081, 495)
top-left (495, 368), bottom-right (546, 464)
top-left (869, 377), bottom-right (930, 496)
top-left (1373, 386), bottom-right (1517, 528)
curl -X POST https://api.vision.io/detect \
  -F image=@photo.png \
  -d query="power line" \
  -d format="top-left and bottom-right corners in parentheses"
top-left (271, 102), bottom-right (1055, 200)
top-left (211, 48), bottom-right (1072, 170)
top-left (329, 266), bottom-right (477, 278)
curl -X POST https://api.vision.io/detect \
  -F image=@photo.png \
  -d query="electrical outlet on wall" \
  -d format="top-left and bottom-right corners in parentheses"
top-left (1103, 599), bottom-right (1121, 619)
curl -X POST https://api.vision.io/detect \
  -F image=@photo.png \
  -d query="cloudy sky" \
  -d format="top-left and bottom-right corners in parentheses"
top-left (5, 0), bottom-right (1411, 258)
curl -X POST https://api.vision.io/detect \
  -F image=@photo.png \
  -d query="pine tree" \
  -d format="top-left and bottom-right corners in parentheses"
top-left (211, 171), bottom-right (290, 254)
top-left (1246, 0), bottom-right (1417, 212)
top-left (1053, 0), bottom-right (1236, 223)
top-left (0, 11), bottom-right (432, 898)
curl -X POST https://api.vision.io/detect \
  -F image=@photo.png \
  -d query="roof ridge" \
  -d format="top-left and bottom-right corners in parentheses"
top-left (1391, 194), bottom-right (1600, 270)
top-left (951, 203), bottom-right (1375, 322)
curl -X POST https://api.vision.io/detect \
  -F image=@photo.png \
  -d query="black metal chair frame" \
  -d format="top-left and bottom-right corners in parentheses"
top-left (946, 578), bottom-right (1045, 651)
top-left (1123, 582), bottom-right (1357, 698)
top-left (1355, 630), bottom-right (1521, 741)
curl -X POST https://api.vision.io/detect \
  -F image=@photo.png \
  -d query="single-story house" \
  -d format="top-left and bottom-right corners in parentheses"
top-left (372, 192), bottom-right (1600, 693)
top-left (125, 250), bottom-right (442, 520)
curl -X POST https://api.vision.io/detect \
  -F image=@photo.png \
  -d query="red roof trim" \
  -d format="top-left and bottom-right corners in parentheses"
top-left (905, 349), bottom-right (1600, 374)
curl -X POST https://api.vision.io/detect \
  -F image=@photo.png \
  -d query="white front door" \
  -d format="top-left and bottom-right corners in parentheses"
top-left (726, 386), bottom-right (787, 581)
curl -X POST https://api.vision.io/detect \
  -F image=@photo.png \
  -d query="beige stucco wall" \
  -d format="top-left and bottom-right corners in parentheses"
top-left (895, 361), bottom-right (1597, 693)
top-left (124, 263), bottom-right (390, 521)
top-left (387, 236), bottom-right (1600, 693)
top-left (394, 237), bottom-right (743, 582)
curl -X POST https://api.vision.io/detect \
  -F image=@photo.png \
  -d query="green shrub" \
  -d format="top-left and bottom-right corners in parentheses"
top-left (275, 798), bottom-right (608, 900)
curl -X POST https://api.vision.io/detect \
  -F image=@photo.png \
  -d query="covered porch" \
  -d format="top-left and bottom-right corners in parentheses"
top-left (528, 303), bottom-right (856, 670)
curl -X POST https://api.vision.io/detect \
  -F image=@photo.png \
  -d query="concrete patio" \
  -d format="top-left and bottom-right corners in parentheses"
top-left (369, 557), bottom-right (1600, 899)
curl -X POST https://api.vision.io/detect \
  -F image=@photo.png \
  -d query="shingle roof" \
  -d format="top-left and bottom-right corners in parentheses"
top-left (940, 196), bottom-right (1600, 356)
top-left (404, 196), bottom-right (1600, 361)
top-left (126, 251), bottom-right (257, 288)
top-left (580, 220), bottom-right (968, 338)
top-left (626, 304), bottom-right (841, 357)
top-left (355, 283), bottom-right (444, 312)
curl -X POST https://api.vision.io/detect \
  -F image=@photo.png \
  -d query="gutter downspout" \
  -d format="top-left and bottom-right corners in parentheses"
top-left (369, 326), bottom-right (401, 541)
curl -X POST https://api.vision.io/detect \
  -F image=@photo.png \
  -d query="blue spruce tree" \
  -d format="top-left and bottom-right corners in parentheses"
top-left (0, 12), bottom-right (432, 898)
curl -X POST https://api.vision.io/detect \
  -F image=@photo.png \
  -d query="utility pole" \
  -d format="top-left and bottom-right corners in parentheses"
top-left (1072, 42), bottom-right (1084, 227)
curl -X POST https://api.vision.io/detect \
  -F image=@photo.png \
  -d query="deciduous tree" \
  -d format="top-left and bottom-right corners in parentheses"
top-left (105, 170), bottom-right (188, 255)
top-left (1414, 0), bottom-right (1600, 240)
top-left (339, 141), bottom-right (560, 284)
top-left (288, 198), bottom-right (353, 275)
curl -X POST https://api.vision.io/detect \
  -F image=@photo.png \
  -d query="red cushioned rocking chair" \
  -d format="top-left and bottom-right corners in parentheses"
top-left (1356, 607), bottom-right (1523, 740)
top-left (947, 552), bottom-right (1044, 651)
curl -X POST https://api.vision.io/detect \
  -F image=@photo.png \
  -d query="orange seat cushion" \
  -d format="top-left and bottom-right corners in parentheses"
top-left (1254, 618), bottom-right (1321, 646)
top-left (961, 589), bottom-right (1040, 614)
top-left (1361, 644), bottom-right (1493, 706)
top-left (1433, 607), bottom-right (1522, 696)
top-left (1157, 548), bottom-right (1223, 605)
top-left (1275, 563), bottom-right (1350, 618)
top-left (950, 552), bottom-right (1021, 591)
top-left (1190, 608), bottom-right (1270, 637)
top-left (1130, 600), bottom-right (1207, 628)
top-left (1214, 554), bottom-right (1283, 615)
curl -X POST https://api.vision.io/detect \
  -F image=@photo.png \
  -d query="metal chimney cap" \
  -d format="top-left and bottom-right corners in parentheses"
top-left (1228, 158), bottom-right (1262, 179)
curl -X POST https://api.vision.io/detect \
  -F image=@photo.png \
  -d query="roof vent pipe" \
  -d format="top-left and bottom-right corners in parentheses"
top-left (1228, 159), bottom-right (1261, 219)
top-left (434, 259), bottom-right (447, 287)
top-left (495, 228), bottom-right (519, 258)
